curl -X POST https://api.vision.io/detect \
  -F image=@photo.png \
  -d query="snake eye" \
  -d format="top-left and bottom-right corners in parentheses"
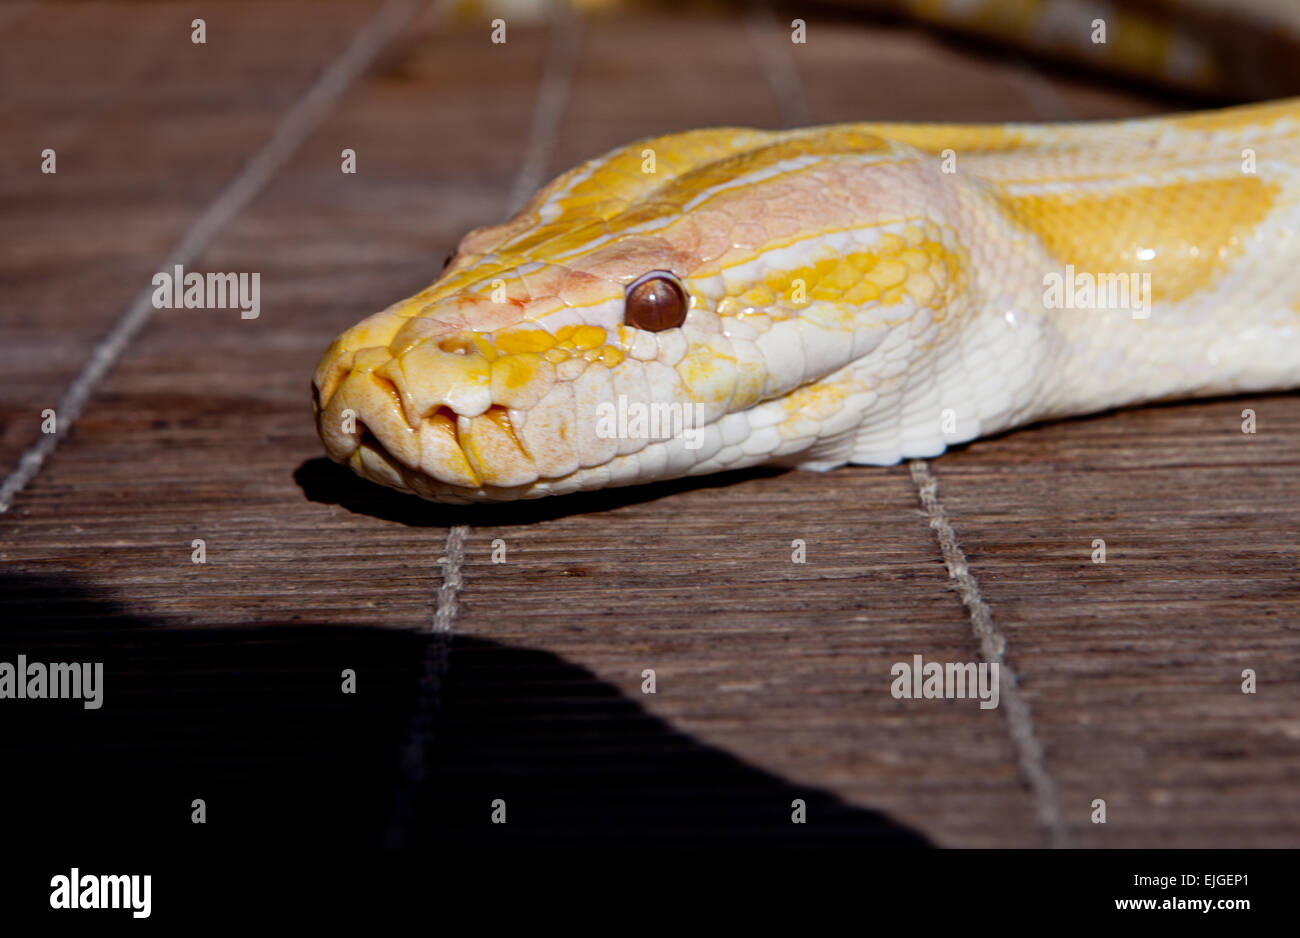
top-left (624, 270), bottom-right (687, 332)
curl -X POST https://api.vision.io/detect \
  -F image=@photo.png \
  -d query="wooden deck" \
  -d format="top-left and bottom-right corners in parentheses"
top-left (1, 0), bottom-right (1297, 848)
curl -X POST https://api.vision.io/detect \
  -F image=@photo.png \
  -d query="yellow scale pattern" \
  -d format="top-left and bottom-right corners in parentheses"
top-left (1000, 176), bottom-right (1279, 303)
top-left (422, 128), bottom-right (896, 312)
top-left (716, 226), bottom-right (964, 323)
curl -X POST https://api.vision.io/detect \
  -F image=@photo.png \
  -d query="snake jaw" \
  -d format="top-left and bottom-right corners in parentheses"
top-left (314, 341), bottom-right (541, 493)
top-left (416, 406), bottom-right (481, 487)
top-left (457, 406), bottom-right (539, 487)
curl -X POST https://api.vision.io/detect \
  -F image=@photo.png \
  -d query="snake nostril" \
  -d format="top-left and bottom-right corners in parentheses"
top-left (437, 335), bottom-right (474, 355)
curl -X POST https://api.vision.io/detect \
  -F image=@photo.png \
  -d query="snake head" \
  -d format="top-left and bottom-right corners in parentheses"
top-left (311, 243), bottom-right (761, 503)
top-left (313, 126), bottom-right (963, 502)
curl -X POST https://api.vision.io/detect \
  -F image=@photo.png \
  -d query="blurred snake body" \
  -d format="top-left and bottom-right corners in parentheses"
top-left (313, 97), bottom-right (1300, 503)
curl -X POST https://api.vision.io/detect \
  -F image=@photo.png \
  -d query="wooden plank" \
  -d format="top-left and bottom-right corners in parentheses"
top-left (925, 397), bottom-right (1300, 846)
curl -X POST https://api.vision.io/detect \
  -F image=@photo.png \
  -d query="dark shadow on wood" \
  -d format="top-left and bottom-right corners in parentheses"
top-left (294, 457), bottom-right (790, 528)
top-left (0, 570), bottom-right (929, 847)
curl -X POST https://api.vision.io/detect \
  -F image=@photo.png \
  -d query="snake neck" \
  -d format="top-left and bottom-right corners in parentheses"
top-left (817, 101), bottom-right (1300, 462)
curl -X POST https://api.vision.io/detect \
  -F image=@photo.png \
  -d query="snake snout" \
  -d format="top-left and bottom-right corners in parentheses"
top-left (314, 334), bottom-right (541, 495)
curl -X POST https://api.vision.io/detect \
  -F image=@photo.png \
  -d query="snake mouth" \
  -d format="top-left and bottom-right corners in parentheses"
top-left (314, 350), bottom-right (541, 496)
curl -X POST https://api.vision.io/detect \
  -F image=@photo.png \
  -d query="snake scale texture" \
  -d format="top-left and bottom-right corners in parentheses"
top-left (312, 6), bottom-right (1300, 504)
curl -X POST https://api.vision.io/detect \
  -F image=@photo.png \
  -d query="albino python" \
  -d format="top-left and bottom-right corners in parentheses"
top-left (312, 22), bottom-right (1300, 504)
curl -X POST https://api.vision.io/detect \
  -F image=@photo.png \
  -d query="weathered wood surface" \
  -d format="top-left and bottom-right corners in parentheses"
top-left (1, 1), bottom-right (1296, 848)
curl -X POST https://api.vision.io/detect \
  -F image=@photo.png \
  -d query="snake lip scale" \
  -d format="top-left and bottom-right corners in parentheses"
top-left (313, 99), bottom-right (1300, 504)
